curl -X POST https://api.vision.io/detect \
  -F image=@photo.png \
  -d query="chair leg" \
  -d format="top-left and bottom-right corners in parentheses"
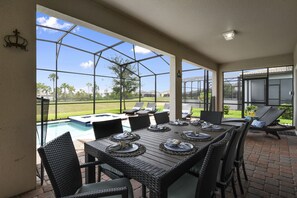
top-left (231, 175), bottom-right (237, 198)
top-left (142, 185), bottom-right (146, 198)
top-left (97, 166), bottom-right (101, 182)
top-left (242, 161), bottom-right (248, 181)
top-left (236, 166), bottom-right (244, 194)
top-left (220, 187), bottom-right (225, 198)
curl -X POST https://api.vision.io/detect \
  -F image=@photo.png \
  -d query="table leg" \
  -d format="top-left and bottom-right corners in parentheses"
top-left (85, 153), bottom-right (95, 183)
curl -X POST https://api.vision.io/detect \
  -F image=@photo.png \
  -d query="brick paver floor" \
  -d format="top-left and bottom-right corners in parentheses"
top-left (16, 130), bottom-right (297, 198)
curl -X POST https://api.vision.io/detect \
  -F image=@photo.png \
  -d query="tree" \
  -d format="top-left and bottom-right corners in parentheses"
top-left (36, 82), bottom-right (51, 97)
top-left (109, 56), bottom-right (139, 110)
top-left (60, 83), bottom-right (69, 101)
top-left (48, 73), bottom-right (58, 101)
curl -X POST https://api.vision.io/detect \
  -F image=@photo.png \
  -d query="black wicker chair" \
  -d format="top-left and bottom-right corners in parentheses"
top-left (92, 119), bottom-right (125, 180)
top-left (216, 123), bottom-right (246, 198)
top-left (168, 129), bottom-right (232, 198)
top-left (128, 114), bottom-right (151, 131)
top-left (235, 121), bottom-right (251, 194)
top-left (200, 111), bottom-right (223, 125)
top-left (137, 102), bottom-right (157, 115)
top-left (38, 132), bottom-right (133, 198)
top-left (154, 111), bottom-right (169, 125)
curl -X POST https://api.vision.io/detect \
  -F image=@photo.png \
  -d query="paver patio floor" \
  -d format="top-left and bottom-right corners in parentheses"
top-left (16, 130), bottom-right (297, 198)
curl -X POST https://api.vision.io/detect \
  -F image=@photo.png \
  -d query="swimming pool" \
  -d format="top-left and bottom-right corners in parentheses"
top-left (36, 120), bottom-right (130, 145)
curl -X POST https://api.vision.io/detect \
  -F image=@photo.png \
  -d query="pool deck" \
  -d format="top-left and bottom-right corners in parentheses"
top-left (19, 117), bottom-right (297, 198)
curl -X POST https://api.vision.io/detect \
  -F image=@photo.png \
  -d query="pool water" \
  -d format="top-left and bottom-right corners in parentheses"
top-left (36, 120), bottom-right (130, 145)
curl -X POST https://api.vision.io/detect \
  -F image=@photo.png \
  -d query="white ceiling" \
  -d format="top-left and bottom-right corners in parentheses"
top-left (98, 0), bottom-right (297, 64)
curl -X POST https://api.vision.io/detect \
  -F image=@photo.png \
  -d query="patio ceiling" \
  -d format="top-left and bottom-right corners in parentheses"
top-left (98, 0), bottom-right (297, 64)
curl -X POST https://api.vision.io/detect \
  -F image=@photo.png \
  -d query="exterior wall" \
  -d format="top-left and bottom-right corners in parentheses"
top-left (217, 54), bottom-right (294, 110)
top-left (0, 0), bottom-right (36, 197)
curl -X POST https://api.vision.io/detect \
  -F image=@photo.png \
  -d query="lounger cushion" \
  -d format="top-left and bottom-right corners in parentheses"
top-left (251, 120), bottom-right (266, 128)
top-left (132, 107), bottom-right (141, 110)
top-left (145, 107), bottom-right (153, 111)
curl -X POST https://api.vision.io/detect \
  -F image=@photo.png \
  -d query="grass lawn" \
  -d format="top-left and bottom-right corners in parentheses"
top-left (44, 99), bottom-right (292, 125)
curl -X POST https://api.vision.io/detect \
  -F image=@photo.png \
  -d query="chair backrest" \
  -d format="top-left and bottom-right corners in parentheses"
top-left (200, 111), bottom-right (223, 125)
top-left (182, 104), bottom-right (192, 114)
top-left (163, 103), bottom-right (170, 112)
top-left (92, 119), bottom-right (123, 139)
top-left (196, 128), bottom-right (232, 198)
top-left (154, 111), bottom-right (170, 125)
top-left (255, 106), bottom-right (271, 118)
top-left (129, 114), bottom-right (151, 131)
top-left (260, 108), bottom-right (285, 126)
top-left (236, 121), bottom-right (252, 162)
top-left (220, 123), bottom-right (245, 182)
top-left (37, 132), bottom-right (82, 197)
top-left (134, 102), bottom-right (144, 109)
top-left (145, 102), bottom-right (156, 111)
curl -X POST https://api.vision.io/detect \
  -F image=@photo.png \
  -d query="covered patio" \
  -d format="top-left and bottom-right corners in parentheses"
top-left (1, 0), bottom-right (297, 197)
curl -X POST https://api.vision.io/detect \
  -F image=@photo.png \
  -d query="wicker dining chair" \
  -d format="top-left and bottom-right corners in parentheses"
top-left (154, 111), bottom-right (169, 125)
top-left (38, 132), bottom-right (133, 198)
top-left (168, 129), bottom-right (232, 198)
top-left (235, 121), bottom-right (251, 194)
top-left (129, 114), bottom-right (151, 131)
top-left (200, 111), bottom-right (223, 125)
top-left (92, 119), bottom-right (125, 180)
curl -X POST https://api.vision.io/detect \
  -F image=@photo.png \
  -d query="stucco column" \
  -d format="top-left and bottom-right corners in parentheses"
top-left (293, 65), bottom-right (297, 126)
top-left (212, 70), bottom-right (218, 111)
top-left (170, 56), bottom-right (182, 120)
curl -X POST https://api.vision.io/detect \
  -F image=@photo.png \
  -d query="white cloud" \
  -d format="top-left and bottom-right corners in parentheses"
top-left (37, 16), bottom-right (72, 32)
top-left (132, 46), bottom-right (151, 54)
top-left (72, 26), bottom-right (80, 33)
top-left (80, 60), bottom-right (94, 68)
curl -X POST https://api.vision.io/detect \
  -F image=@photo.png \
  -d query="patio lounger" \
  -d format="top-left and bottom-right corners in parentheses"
top-left (137, 102), bottom-right (157, 115)
top-left (182, 104), bottom-right (193, 119)
top-left (162, 103), bottom-right (170, 113)
top-left (222, 106), bottom-right (272, 123)
top-left (123, 102), bottom-right (144, 114)
top-left (250, 108), bottom-right (295, 139)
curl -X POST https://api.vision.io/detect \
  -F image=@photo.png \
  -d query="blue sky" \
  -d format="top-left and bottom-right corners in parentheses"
top-left (36, 12), bottom-right (206, 94)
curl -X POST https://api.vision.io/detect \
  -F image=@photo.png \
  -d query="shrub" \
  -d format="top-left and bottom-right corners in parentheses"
top-left (279, 104), bottom-right (293, 120)
top-left (224, 105), bottom-right (230, 115)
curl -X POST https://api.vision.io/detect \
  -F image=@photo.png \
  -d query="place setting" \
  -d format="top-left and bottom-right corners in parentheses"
top-left (147, 124), bottom-right (171, 132)
top-left (168, 119), bottom-right (189, 126)
top-left (109, 131), bottom-right (140, 142)
top-left (180, 130), bottom-right (213, 141)
top-left (200, 122), bottom-right (226, 132)
top-left (105, 141), bottom-right (146, 157)
top-left (159, 138), bottom-right (197, 155)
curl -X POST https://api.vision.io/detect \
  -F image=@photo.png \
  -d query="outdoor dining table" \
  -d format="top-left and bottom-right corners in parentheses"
top-left (84, 123), bottom-right (233, 198)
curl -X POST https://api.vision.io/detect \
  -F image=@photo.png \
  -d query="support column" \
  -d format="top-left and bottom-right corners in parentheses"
top-left (294, 65), bottom-right (297, 126)
top-left (170, 56), bottom-right (182, 120)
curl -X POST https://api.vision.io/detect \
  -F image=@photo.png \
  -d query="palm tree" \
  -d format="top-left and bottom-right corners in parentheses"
top-left (60, 83), bottom-right (69, 101)
top-left (86, 82), bottom-right (92, 94)
top-left (48, 73), bottom-right (58, 101)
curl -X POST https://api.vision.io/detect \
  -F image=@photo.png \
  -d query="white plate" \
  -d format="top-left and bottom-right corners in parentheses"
top-left (113, 133), bottom-right (134, 140)
top-left (164, 142), bottom-right (193, 152)
top-left (115, 144), bottom-right (139, 153)
top-left (184, 131), bottom-right (211, 139)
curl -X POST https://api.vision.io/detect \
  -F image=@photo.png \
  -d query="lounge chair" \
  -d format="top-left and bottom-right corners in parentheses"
top-left (222, 106), bottom-right (271, 123)
top-left (182, 104), bottom-right (193, 119)
top-left (249, 108), bottom-right (295, 139)
top-left (162, 103), bottom-right (170, 113)
top-left (123, 102), bottom-right (144, 115)
top-left (137, 102), bottom-right (157, 115)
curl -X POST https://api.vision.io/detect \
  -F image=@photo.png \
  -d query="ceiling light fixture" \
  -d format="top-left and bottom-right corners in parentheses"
top-left (222, 30), bottom-right (236, 41)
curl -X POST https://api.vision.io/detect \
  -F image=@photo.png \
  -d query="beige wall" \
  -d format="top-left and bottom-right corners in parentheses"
top-left (0, 0), bottom-right (36, 197)
top-left (217, 54), bottom-right (294, 110)
top-left (294, 44), bottom-right (297, 125)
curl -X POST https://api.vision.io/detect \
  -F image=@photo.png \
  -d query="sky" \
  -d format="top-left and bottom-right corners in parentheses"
top-left (36, 12), bottom-right (207, 94)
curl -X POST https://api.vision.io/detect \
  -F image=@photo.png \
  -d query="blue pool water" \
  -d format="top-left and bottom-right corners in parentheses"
top-left (36, 120), bottom-right (130, 145)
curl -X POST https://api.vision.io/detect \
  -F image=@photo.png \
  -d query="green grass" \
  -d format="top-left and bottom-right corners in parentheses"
top-left (45, 99), bottom-right (293, 125)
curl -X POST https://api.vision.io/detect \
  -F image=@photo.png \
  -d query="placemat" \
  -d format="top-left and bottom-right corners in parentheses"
top-left (201, 127), bottom-right (226, 132)
top-left (168, 121), bottom-right (189, 126)
top-left (147, 126), bottom-right (171, 132)
top-left (109, 133), bottom-right (140, 142)
top-left (180, 132), bottom-right (213, 142)
top-left (159, 142), bottom-right (198, 156)
top-left (105, 143), bottom-right (146, 157)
